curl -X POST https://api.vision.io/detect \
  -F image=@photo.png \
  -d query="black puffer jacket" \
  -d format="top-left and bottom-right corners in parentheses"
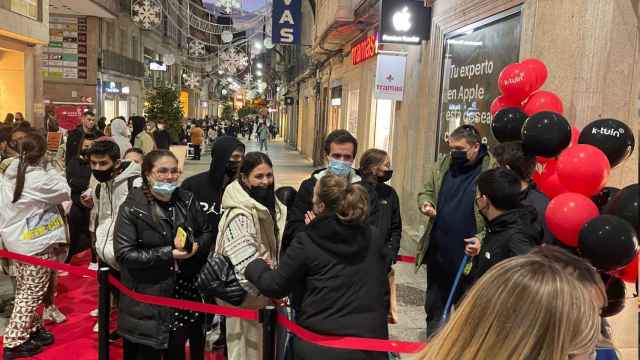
top-left (246, 215), bottom-right (388, 360)
top-left (467, 206), bottom-right (541, 284)
top-left (113, 187), bottom-right (215, 349)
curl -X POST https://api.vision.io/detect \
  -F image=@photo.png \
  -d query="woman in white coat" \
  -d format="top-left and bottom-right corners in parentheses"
top-left (0, 131), bottom-right (71, 358)
top-left (110, 117), bottom-right (131, 158)
top-left (215, 151), bottom-right (286, 360)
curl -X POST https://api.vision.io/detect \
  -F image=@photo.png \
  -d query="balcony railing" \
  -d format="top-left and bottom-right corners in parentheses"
top-left (102, 49), bottom-right (145, 78)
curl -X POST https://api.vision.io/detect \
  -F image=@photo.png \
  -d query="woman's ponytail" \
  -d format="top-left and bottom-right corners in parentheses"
top-left (12, 131), bottom-right (46, 203)
top-left (317, 174), bottom-right (368, 224)
top-left (336, 184), bottom-right (368, 224)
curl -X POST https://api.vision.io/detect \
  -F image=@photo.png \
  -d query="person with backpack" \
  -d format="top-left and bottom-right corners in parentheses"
top-left (0, 131), bottom-right (71, 358)
top-left (81, 138), bottom-right (142, 332)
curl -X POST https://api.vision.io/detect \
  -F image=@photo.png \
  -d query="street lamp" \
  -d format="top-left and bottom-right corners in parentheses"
top-left (256, 63), bottom-right (263, 69)
top-left (256, 70), bottom-right (263, 77)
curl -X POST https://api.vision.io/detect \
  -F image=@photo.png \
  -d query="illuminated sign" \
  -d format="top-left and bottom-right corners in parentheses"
top-left (149, 61), bottom-right (167, 71)
top-left (351, 33), bottom-right (378, 65)
top-left (379, 0), bottom-right (431, 45)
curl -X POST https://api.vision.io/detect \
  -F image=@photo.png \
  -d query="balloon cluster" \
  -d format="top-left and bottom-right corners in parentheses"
top-left (490, 59), bottom-right (639, 317)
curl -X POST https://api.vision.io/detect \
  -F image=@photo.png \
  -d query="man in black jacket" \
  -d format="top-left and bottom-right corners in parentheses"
top-left (153, 120), bottom-right (172, 150)
top-left (66, 111), bottom-right (102, 164)
top-left (463, 168), bottom-right (541, 286)
top-left (492, 141), bottom-right (553, 245)
top-left (181, 136), bottom-right (245, 241)
top-left (282, 129), bottom-right (361, 254)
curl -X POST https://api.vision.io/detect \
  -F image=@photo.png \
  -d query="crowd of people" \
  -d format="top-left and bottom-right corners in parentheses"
top-left (0, 109), bottom-right (622, 360)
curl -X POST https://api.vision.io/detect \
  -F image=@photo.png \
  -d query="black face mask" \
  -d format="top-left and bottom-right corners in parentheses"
top-left (92, 167), bottom-right (115, 183)
top-left (225, 160), bottom-right (240, 178)
top-left (377, 170), bottom-right (393, 183)
top-left (450, 150), bottom-right (469, 167)
top-left (250, 186), bottom-right (275, 211)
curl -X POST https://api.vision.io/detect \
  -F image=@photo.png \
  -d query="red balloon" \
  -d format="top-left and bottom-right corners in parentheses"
top-left (557, 144), bottom-right (611, 197)
top-left (521, 59), bottom-right (548, 89)
top-left (522, 91), bottom-right (564, 116)
top-left (490, 95), bottom-right (521, 116)
top-left (570, 127), bottom-right (580, 147)
top-left (498, 63), bottom-right (537, 101)
top-left (612, 254), bottom-right (639, 283)
top-left (545, 193), bottom-right (599, 247)
top-left (539, 172), bottom-right (569, 199)
top-left (532, 157), bottom-right (557, 185)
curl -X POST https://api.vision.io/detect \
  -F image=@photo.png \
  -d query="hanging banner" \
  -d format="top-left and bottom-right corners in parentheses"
top-left (374, 54), bottom-right (407, 101)
top-left (272, 0), bottom-right (302, 44)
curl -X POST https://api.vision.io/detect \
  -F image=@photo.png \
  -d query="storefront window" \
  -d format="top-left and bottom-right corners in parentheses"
top-left (373, 98), bottom-right (394, 154)
top-left (436, 9), bottom-right (522, 158)
top-left (347, 88), bottom-right (359, 136)
top-left (118, 100), bottom-right (128, 118)
top-left (6, 0), bottom-right (39, 20)
top-left (104, 99), bottom-right (116, 121)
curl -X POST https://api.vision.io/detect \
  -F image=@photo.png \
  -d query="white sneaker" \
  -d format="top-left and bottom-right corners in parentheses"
top-left (93, 321), bottom-right (99, 333)
top-left (43, 305), bottom-right (67, 324)
top-left (88, 262), bottom-right (99, 271)
top-left (90, 308), bottom-right (99, 317)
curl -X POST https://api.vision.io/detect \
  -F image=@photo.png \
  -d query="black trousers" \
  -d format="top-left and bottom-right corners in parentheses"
top-left (122, 324), bottom-right (205, 360)
top-left (193, 144), bottom-right (201, 160)
top-left (424, 260), bottom-right (460, 338)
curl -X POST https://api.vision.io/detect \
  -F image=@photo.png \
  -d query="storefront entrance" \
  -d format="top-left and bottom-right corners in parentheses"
top-left (0, 47), bottom-right (25, 121)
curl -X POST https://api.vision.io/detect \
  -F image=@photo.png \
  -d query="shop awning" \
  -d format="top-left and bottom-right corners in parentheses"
top-left (49, 0), bottom-right (117, 19)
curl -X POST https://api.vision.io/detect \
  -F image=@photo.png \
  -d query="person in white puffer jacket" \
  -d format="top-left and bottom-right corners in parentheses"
top-left (0, 131), bottom-right (71, 358)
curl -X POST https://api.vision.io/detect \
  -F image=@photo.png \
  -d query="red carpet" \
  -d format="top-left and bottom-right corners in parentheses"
top-left (0, 251), bottom-right (225, 359)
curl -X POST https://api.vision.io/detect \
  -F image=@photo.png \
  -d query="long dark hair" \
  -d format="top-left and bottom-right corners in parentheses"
top-left (12, 131), bottom-right (47, 203)
top-left (130, 116), bottom-right (146, 146)
top-left (238, 151), bottom-right (273, 180)
top-left (141, 149), bottom-right (179, 204)
top-left (359, 148), bottom-right (388, 181)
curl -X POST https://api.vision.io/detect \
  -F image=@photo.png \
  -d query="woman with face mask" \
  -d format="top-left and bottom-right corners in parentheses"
top-left (358, 148), bottom-right (402, 324)
top-left (114, 150), bottom-right (215, 360)
top-left (214, 151), bottom-right (287, 360)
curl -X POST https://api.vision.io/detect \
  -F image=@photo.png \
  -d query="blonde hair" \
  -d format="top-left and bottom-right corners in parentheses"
top-left (316, 174), bottom-right (368, 224)
top-left (418, 256), bottom-right (601, 360)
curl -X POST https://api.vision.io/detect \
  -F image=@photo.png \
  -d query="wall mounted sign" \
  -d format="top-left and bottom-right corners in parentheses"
top-left (43, 16), bottom-right (88, 79)
top-left (272, 0), bottom-right (302, 44)
top-left (351, 33), bottom-right (378, 65)
top-left (379, 0), bottom-right (430, 45)
top-left (436, 9), bottom-right (522, 159)
top-left (374, 53), bottom-right (407, 101)
top-left (103, 81), bottom-right (121, 94)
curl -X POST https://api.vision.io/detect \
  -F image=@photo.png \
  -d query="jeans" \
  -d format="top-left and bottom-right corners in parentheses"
top-left (259, 139), bottom-right (268, 152)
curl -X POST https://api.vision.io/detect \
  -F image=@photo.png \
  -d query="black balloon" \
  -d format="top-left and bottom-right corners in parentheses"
top-left (578, 215), bottom-right (639, 271)
top-left (605, 184), bottom-right (639, 234)
top-left (491, 108), bottom-right (528, 143)
top-left (579, 118), bottom-right (635, 167)
top-left (592, 187), bottom-right (621, 211)
top-left (600, 273), bottom-right (626, 318)
top-left (521, 111), bottom-right (572, 157)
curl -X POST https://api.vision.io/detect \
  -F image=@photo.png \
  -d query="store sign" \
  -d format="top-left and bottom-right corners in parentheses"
top-left (54, 105), bottom-right (88, 130)
top-left (351, 33), bottom-right (378, 65)
top-left (374, 54), bottom-right (407, 101)
top-left (149, 61), bottom-right (167, 71)
top-left (103, 81), bottom-right (121, 94)
top-left (379, 0), bottom-right (430, 45)
top-left (272, 0), bottom-right (302, 44)
top-left (436, 11), bottom-right (522, 158)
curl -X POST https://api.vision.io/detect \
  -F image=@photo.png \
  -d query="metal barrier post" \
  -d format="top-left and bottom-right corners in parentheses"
top-left (98, 267), bottom-right (111, 360)
top-left (260, 305), bottom-right (277, 360)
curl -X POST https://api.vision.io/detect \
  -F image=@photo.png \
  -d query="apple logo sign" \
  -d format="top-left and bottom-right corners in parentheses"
top-left (392, 6), bottom-right (412, 32)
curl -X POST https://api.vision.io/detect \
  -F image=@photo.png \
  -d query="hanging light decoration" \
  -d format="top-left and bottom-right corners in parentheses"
top-left (189, 39), bottom-right (206, 57)
top-left (215, 0), bottom-right (241, 14)
top-left (219, 47), bottom-right (249, 73)
top-left (163, 54), bottom-right (176, 66)
top-left (183, 70), bottom-right (201, 89)
top-left (221, 30), bottom-right (234, 43)
top-left (132, 0), bottom-right (162, 30)
top-left (263, 37), bottom-right (274, 49)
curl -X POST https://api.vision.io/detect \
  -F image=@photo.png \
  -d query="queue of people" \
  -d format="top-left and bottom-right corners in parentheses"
top-left (0, 115), bottom-right (622, 360)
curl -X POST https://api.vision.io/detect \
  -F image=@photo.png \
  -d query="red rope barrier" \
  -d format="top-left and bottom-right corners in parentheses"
top-left (276, 313), bottom-right (427, 354)
top-left (107, 274), bottom-right (259, 321)
top-left (0, 249), bottom-right (428, 353)
top-left (396, 255), bottom-right (416, 264)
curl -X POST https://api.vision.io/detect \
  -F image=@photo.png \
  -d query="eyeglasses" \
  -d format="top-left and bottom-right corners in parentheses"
top-left (154, 167), bottom-right (182, 176)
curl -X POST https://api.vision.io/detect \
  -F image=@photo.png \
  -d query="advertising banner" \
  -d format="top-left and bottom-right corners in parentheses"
top-left (436, 11), bottom-right (522, 158)
top-left (272, 0), bottom-right (302, 44)
top-left (374, 53), bottom-right (407, 101)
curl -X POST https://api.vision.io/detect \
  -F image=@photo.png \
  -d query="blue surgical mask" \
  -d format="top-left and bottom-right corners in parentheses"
top-left (328, 158), bottom-right (352, 177)
top-left (152, 181), bottom-right (178, 198)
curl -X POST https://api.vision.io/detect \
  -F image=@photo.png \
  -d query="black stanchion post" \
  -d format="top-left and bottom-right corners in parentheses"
top-left (260, 305), bottom-right (277, 360)
top-left (98, 267), bottom-right (111, 360)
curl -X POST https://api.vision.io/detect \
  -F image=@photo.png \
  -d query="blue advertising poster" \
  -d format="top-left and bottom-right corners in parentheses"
top-left (272, 0), bottom-right (302, 44)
